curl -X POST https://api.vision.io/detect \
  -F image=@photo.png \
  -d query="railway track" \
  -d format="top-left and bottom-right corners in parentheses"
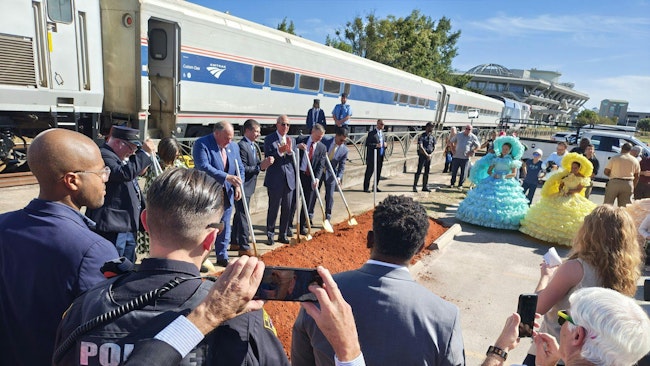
top-left (0, 172), bottom-right (37, 188)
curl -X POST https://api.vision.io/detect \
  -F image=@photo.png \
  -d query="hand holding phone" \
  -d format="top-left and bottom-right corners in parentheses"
top-left (254, 266), bottom-right (323, 302)
top-left (517, 294), bottom-right (538, 338)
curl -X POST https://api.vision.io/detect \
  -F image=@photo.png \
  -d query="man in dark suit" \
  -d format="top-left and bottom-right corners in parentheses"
top-left (264, 115), bottom-right (297, 244)
top-left (363, 119), bottom-right (387, 192)
top-left (86, 125), bottom-right (155, 263)
top-left (54, 168), bottom-right (289, 366)
top-left (292, 195), bottom-right (466, 366)
top-left (232, 119), bottom-right (274, 256)
top-left (296, 124), bottom-right (327, 235)
top-left (323, 127), bottom-right (349, 221)
top-left (193, 121), bottom-right (245, 267)
top-left (305, 99), bottom-right (326, 132)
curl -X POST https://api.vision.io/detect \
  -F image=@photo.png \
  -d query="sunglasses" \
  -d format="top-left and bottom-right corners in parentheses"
top-left (557, 310), bottom-right (575, 326)
top-left (207, 222), bottom-right (225, 232)
top-left (278, 123), bottom-right (290, 126)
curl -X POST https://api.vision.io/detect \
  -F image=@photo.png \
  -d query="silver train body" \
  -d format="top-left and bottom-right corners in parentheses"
top-left (0, 0), bottom-right (523, 151)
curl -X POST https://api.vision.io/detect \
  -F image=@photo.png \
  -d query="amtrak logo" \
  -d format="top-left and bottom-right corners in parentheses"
top-left (207, 65), bottom-right (227, 79)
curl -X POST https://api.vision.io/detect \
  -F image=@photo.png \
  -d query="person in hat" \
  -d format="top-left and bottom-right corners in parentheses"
top-left (306, 99), bottom-right (326, 131)
top-left (86, 125), bottom-right (155, 262)
top-left (332, 93), bottom-right (352, 128)
top-left (520, 153), bottom-right (596, 246)
top-left (521, 148), bottom-right (545, 204)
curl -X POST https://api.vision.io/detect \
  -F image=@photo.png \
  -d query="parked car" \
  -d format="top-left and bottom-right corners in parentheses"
top-left (551, 132), bottom-right (577, 144)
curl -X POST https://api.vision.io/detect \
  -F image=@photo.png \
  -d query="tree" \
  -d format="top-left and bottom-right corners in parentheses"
top-left (328, 10), bottom-right (462, 84)
top-left (575, 110), bottom-right (599, 126)
top-left (277, 17), bottom-right (296, 35)
top-left (637, 118), bottom-right (650, 132)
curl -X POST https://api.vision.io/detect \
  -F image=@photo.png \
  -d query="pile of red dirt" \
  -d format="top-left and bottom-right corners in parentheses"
top-left (260, 209), bottom-right (447, 357)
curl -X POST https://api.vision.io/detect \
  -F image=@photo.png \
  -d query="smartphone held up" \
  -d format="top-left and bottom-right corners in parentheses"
top-left (517, 294), bottom-right (538, 338)
top-left (254, 266), bottom-right (323, 302)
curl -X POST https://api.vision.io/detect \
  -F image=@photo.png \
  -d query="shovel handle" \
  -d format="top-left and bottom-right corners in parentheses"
top-left (325, 155), bottom-right (354, 218)
top-left (235, 163), bottom-right (258, 256)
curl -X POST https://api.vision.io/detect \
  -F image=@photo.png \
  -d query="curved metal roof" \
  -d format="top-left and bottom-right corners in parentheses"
top-left (466, 63), bottom-right (514, 77)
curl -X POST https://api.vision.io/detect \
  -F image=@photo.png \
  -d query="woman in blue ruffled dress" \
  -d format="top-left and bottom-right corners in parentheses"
top-left (456, 136), bottom-right (530, 229)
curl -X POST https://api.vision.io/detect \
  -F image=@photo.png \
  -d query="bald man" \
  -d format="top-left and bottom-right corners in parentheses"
top-left (0, 129), bottom-right (119, 365)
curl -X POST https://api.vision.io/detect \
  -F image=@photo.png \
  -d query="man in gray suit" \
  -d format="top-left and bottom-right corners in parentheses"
top-left (232, 119), bottom-right (274, 256)
top-left (291, 195), bottom-right (466, 366)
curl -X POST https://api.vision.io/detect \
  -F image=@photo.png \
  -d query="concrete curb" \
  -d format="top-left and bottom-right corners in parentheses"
top-left (429, 223), bottom-right (461, 251)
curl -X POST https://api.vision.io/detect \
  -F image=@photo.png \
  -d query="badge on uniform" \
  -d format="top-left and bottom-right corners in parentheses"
top-left (263, 309), bottom-right (278, 336)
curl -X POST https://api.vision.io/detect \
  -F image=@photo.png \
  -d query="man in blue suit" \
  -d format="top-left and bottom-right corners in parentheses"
top-left (323, 127), bottom-right (349, 221)
top-left (193, 121), bottom-right (244, 266)
top-left (292, 195), bottom-right (466, 366)
top-left (305, 99), bottom-right (326, 132)
top-left (232, 119), bottom-right (274, 256)
top-left (264, 115), bottom-right (297, 244)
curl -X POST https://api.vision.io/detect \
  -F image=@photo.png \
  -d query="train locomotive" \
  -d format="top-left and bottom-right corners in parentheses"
top-left (0, 0), bottom-right (525, 172)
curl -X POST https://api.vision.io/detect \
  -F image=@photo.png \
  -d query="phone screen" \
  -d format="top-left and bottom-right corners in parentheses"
top-left (517, 294), bottom-right (538, 337)
top-left (254, 266), bottom-right (323, 302)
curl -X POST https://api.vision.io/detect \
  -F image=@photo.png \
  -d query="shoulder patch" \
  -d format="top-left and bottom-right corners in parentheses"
top-left (262, 309), bottom-right (277, 336)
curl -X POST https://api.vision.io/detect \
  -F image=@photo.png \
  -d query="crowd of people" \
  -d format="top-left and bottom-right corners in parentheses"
top-left (2, 109), bottom-right (650, 366)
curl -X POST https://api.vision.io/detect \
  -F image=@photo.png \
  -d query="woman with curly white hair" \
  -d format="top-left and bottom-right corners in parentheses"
top-left (482, 287), bottom-right (650, 366)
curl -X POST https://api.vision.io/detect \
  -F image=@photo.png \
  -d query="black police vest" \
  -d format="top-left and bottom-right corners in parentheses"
top-left (74, 276), bottom-right (214, 366)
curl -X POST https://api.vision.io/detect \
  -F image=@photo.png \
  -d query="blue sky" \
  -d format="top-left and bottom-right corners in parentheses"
top-left (190, 0), bottom-right (650, 112)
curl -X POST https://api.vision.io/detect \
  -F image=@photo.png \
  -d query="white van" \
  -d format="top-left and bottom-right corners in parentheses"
top-left (581, 131), bottom-right (649, 181)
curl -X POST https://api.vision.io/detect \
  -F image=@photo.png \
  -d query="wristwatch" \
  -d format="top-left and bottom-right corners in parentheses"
top-left (486, 345), bottom-right (507, 360)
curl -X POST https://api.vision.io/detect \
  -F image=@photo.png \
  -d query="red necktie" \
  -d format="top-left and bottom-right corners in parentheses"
top-left (309, 143), bottom-right (315, 161)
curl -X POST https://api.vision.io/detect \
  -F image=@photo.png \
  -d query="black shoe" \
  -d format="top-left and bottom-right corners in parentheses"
top-left (364, 189), bottom-right (370, 193)
top-left (286, 228), bottom-right (293, 237)
top-left (412, 186), bottom-right (417, 192)
top-left (422, 187), bottom-right (431, 192)
top-left (376, 188), bottom-right (382, 192)
top-left (216, 258), bottom-right (229, 267)
top-left (278, 236), bottom-right (290, 244)
top-left (300, 228), bottom-right (308, 236)
top-left (266, 235), bottom-right (275, 246)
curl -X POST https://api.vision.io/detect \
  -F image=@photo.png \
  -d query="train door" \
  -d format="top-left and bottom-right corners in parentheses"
top-left (147, 19), bottom-right (179, 137)
top-left (44, 0), bottom-right (80, 91)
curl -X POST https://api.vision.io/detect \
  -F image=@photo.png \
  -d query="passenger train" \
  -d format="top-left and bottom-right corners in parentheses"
top-left (0, 0), bottom-right (528, 171)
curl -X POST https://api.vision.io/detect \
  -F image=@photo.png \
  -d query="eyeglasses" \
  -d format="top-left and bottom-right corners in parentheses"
top-left (278, 123), bottom-right (290, 126)
top-left (207, 222), bottom-right (225, 232)
top-left (465, 127), bottom-right (471, 130)
top-left (64, 166), bottom-right (111, 182)
top-left (557, 310), bottom-right (575, 326)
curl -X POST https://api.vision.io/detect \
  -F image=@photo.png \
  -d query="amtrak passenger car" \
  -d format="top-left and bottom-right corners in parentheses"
top-left (0, 0), bottom-right (505, 146)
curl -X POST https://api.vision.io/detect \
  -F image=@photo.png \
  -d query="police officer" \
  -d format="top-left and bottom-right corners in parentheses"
top-left (413, 122), bottom-right (436, 192)
top-left (54, 168), bottom-right (289, 366)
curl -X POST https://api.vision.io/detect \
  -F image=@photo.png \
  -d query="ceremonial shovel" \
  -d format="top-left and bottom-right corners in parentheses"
top-left (304, 149), bottom-right (334, 233)
top-left (324, 155), bottom-right (357, 226)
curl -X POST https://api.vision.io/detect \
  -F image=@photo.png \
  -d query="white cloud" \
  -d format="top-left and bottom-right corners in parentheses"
top-left (470, 14), bottom-right (650, 39)
top-left (581, 75), bottom-right (650, 112)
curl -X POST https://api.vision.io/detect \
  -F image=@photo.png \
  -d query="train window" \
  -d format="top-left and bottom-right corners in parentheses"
top-left (270, 69), bottom-right (295, 88)
top-left (399, 94), bottom-right (408, 104)
top-left (417, 98), bottom-right (426, 107)
top-left (47, 0), bottom-right (72, 23)
top-left (252, 66), bottom-right (265, 84)
top-left (408, 96), bottom-right (417, 106)
top-left (299, 75), bottom-right (319, 91)
top-left (149, 29), bottom-right (167, 60)
top-left (323, 79), bottom-right (340, 94)
top-left (343, 83), bottom-right (351, 95)
top-left (393, 93), bottom-right (399, 103)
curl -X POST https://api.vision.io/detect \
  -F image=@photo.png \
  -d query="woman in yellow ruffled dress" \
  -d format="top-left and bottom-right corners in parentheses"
top-left (519, 152), bottom-right (596, 246)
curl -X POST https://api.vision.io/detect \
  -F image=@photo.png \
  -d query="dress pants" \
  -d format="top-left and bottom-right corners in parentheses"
top-left (450, 158), bottom-right (469, 187)
top-left (299, 172), bottom-right (317, 231)
top-left (215, 204), bottom-right (233, 261)
top-left (266, 184), bottom-right (295, 238)
top-left (232, 194), bottom-right (251, 250)
top-left (414, 154), bottom-right (431, 188)
top-left (363, 152), bottom-right (384, 191)
top-left (604, 179), bottom-right (633, 206)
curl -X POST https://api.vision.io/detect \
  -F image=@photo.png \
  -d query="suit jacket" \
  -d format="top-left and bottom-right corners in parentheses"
top-left (305, 108), bottom-right (326, 131)
top-left (296, 135), bottom-right (326, 181)
top-left (237, 137), bottom-right (262, 197)
top-left (86, 144), bottom-right (151, 233)
top-left (291, 263), bottom-right (466, 366)
top-left (323, 137), bottom-right (348, 182)
top-left (365, 128), bottom-right (385, 162)
top-left (193, 133), bottom-right (245, 207)
top-left (263, 132), bottom-right (297, 191)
